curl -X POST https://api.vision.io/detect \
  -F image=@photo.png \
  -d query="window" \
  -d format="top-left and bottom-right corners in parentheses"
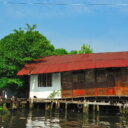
top-left (38, 74), bottom-right (52, 87)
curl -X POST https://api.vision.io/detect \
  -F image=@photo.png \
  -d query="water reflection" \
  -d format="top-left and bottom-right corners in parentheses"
top-left (26, 111), bottom-right (60, 128)
top-left (0, 110), bottom-right (128, 128)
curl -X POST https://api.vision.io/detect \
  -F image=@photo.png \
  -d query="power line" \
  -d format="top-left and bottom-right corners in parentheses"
top-left (0, 1), bottom-right (128, 6)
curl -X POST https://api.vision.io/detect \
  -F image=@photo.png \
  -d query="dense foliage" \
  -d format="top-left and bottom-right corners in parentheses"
top-left (54, 48), bottom-right (68, 55)
top-left (69, 44), bottom-right (93, 54)
top-left (0, 24), bottom-right (55, 88)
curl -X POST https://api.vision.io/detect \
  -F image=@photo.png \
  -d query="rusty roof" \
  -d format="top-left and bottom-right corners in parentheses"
top-left (17, 51), bottom-right (128, 75)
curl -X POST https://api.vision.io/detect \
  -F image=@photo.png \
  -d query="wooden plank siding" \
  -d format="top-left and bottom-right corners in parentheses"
top-left (61, 67), bottom-right (128, 98)
top-left (61, 72), bottom-right (73, 98)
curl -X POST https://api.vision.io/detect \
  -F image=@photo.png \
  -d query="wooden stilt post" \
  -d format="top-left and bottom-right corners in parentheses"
top-left (92, 104), bottom-right (96, 123)
top-left (29, 99), bottom-right (33, 110)
top-left (82, 111), bottom-right (88, 127)
top-left (65, 103), bottom-right (68, 112)
top-left (45, 103), bottom-right (47, 111)
top-left (119, 106), bottom-right (122, 114)
top-left (65, 103), bottom-right (68, 119)
top-left (122, 105), bottom-right (125, 114)
top-left (56, 101), bottom-right (60, 110)
top-left (119, 105), bottom-right (125, 114)
top-left (96, 111), bottom-right (99, 123)
top-left (93, 105), bottom-right (96, 112)
top-left (51, 102), bottom-right (53, 111)
top-left (96, 105), bottom-right (99, 112)
top-left (93, 105), bottom-right (99, 123)
top-left (30, 102), bottom-right (33, 110)
top-left (55, 101), bottom-right (57, 110)
top-left (11, 96), bottom-right (17, 110)
top-left (45, 103), bottom-right (50, 111)
top-left (83, 102), bottom-right (89, 113)
top-left (125, 105), bottom-right (128, 114)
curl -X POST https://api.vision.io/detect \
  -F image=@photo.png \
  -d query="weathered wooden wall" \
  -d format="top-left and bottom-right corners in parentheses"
top-left (61, 67), bottom-right (128, 98)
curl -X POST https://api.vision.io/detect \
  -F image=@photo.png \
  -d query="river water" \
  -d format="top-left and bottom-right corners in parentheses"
top-left (0, 109), bottom-right (128, 128)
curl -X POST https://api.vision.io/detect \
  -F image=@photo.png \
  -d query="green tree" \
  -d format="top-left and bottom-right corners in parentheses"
top-left (79, 44), bottom-right (93, 54)
top-left (69, 50), bottom-right (78, 55)
top-left (54, 48), bottom-right (68, 55)
top-left (0, 24), bottom-right (55, 88)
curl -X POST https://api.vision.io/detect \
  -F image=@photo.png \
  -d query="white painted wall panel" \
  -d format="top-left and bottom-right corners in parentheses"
top-left (29, 73), bottom-right (61, 99)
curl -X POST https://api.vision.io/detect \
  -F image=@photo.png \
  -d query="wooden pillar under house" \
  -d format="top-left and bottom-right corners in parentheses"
top-left (56, 101), bottom-right (60, 110)
top-left (93, 105), bottom-right (96, 111)
top-left (124, 105), bottom-right (128, 114)
top-left (64, 103), bottom-right (68, 119)
top-left (92, 104), bottom-right (99, 112)
top-left (119, 105), bottom-right (125, 114)
top-left (29, 102), bottom-right (33, 110)
top-left (120, 105), bottom-right (128, 114)
top-left (45, 103), bottom-right (51, 111)
top-left (83, 102), bottom-right (89, 113)
top-left (65, 103), bottom-right (68, 112)
top-left (50, 102), bottom-right (54, 111)
top-left (96, 105), bottom-right (100, 112)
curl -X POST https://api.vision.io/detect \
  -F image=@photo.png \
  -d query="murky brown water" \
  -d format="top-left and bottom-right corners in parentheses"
top-left (0, 109), bottom-right (128, 128)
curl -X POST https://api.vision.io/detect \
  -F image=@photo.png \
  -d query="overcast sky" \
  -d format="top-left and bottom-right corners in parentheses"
top-left (0, 0), bottom-right (128, 52)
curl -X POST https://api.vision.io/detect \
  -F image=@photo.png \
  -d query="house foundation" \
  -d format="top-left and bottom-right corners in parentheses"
top-left (1, 96), bottom-right (128, 115)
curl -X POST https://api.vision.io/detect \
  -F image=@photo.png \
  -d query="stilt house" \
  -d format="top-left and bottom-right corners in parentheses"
top-left (17, 52), bottom-right (128, 99)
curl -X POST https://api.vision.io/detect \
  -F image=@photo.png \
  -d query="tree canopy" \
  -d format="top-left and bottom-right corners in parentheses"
top-left (69, 50), bottom-right (78, 55)
top-left (79, 44), bottom-right (93, 54)
top-left (54, 48), bottom-right (68, 55)
top-left (0, 24), bottom-right (55, 88)
top-left (69, 44), bottom-right (93, 54)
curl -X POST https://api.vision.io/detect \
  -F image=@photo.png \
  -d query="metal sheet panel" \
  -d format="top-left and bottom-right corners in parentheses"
top-left (17, 52), bottom-right (128, 75)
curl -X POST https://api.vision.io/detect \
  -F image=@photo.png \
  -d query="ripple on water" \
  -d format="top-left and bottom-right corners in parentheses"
top-left (0, 110), bottom-right (128, 128)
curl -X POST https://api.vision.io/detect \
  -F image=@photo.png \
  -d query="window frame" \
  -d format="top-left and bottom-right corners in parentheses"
top-left (38, 73), bottom-right (52, 87)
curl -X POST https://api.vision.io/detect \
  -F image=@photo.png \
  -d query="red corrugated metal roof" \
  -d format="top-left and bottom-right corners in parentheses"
top-left (17, 51), bottom-right (128, 75)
